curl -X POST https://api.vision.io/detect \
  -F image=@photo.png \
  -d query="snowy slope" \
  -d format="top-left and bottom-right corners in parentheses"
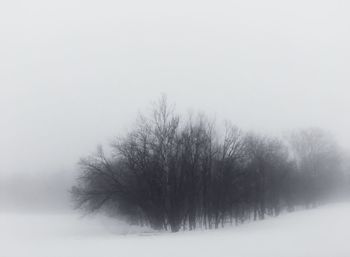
top-left (1, 203), bottom-right (350, 257)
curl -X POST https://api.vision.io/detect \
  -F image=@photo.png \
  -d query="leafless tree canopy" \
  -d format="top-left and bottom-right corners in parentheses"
top-left (72, 96), bottom-right (347, 232)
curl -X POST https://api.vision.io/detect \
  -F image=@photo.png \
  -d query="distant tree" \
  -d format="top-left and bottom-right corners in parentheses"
top-left (289, 128), bottom-right (341, 206)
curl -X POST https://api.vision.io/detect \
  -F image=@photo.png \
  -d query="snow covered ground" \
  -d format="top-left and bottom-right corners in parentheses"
top-left (1, 203), bottom-right (350, 257)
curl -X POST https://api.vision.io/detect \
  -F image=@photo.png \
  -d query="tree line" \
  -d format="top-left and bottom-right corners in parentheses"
top-left (72, 96), bottom-right (347, 232)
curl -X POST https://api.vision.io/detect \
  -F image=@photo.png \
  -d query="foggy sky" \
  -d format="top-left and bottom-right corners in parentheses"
top-left (1, 0), bottom-right (350, 178)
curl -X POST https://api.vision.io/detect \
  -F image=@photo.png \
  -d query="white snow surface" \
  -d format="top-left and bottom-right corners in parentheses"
top-left (1, 203), bottom-right (350, 257)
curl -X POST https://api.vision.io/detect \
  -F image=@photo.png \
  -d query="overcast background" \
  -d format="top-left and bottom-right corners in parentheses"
top-left (1, 0), bottom-right (350, 209)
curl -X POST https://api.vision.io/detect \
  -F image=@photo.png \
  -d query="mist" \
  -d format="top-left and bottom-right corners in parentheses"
top-left (1, 0), bottom-right (350, 256)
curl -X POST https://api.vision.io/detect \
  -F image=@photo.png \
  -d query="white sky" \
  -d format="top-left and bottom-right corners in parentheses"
top-left (1, 0), bottom-right (350, 176)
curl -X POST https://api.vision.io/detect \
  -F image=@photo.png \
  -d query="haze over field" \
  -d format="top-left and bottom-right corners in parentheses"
top-left (1, 0), bottom-right (350, 256)
top-left (1, 0), bottom-right (350, 182)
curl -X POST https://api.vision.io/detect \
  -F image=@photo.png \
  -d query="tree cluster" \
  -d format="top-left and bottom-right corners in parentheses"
top-left (72, 97), bottom-right (345, 232)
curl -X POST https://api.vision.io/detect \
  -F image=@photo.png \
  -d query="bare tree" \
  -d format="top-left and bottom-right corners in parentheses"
top-left (72, 98), bottom-right (346, 232)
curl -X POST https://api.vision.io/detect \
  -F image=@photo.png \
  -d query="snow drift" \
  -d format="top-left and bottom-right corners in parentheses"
top-left (1, 203), bottom-right (350, 257)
